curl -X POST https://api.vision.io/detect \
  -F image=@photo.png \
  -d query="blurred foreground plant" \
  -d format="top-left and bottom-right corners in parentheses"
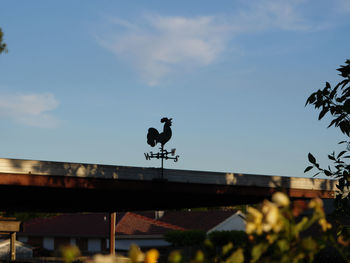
top-left (60, 193), bottom-right (349, 263)
top-left (61, 245), bottom-right (81, 263)
top-left (166, 192), bottom-right (349, 263)
top-left (245, 192), bottom-right (349, 263)
top-left (77, 244), bottom-right (159, 263)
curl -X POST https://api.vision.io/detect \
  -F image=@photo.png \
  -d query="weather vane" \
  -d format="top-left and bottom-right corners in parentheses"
top-left (144, 117), bottom-right (179, 179)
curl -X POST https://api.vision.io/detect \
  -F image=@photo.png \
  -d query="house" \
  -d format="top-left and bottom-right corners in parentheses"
top-left (18, 212), bottom-right (184, 254)
top-left (18, 210), bottom-right (246, 255)
top-left (18, 213), bottom-right (110, 254)
top-left (150, 210), bottom-right (246, 233)
top-left (114, 212), bottom-right (185, 250)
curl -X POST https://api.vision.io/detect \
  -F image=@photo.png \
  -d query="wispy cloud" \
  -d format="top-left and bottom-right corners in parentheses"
top-left (336, 0), bottom-right (350, 14)
top-left (98, 15), bottom-right (231, 86)
top-left (0, 92), bottom-right (59, 128)
top-left (96, 0), bottom-right (335, 86)
top-left (231, 0), bottom-right (311, 32)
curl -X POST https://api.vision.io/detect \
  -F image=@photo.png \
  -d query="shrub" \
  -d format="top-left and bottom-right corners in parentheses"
top-left (208, 230), bottom-right (248, 248)
top-left (164, 230), bottom-right (206, 247)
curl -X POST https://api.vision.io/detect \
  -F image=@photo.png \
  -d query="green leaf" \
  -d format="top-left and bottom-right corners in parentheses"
top-left (318, 108), bottom-right (328, 120)
top-left (312, 172), bottom-right (320, 177)
top-left (305, 93), bottom-right (316, 106)
top-left (295, 217), bottom-right (309, 234)
top-left (251, 243), bottom-right (268, 263)
top-left (301, 237), bottom-right (317, 251)
top-left (308, 153), bottom-right (316, 164)
top-left (343, 100), bottom-right (350, 114)
top-left (225, 248), bottom-right (244, 263)
top-left (222, 242), bottom-right (233, 255)
top-left (337, 151), bottom-right (347, 158)
top-left (328, 118), bottom-right (338, 128)
top-left (277, 239), bottom-right (289, 252)
top-left (324, 170), bottom-right (332, 177)
top-left (339, 121), bottom-right (350, 136)
top-left (304, 166), bottom-right (313, 173)
top-left (335, 79), bottom-right (348, 90)
top-left (328, 154), bottom-right (336, 161)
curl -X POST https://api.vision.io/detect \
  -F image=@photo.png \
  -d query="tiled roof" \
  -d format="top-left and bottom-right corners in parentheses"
top-left (116, 212), bottom-right (185, 235)
top-left (153, 210), bottom-right (237, 231)
top-left (20, 210), bottom-right (237, 238)
top-left (21, 212), bottom-right (185, 237)
top-left (22, 213), bottom-right (110, 237)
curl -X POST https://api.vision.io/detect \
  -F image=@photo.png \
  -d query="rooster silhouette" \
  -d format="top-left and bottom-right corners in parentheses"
top-left (147, 117), bottom-right (172, 147)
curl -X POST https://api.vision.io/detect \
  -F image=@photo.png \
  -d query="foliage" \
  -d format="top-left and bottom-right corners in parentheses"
top-left (305, 59), bottom-right (350, 215)
top-left (165, 230), bottom-right (207, 247)
top-left (61, 245), bottom-right (81, 263)
top-left (0, 27), bottom-right (8, 54)
top-left (207, 230), bottom-right (248, 248)
top-left (59, 193), bottom-right (350, 263)
top-left (164, 193), bottom-right (350, 263)
top-left (245, 192), bottom-right (340, 263)
top-left (182, 192), bottom-right (349, 263)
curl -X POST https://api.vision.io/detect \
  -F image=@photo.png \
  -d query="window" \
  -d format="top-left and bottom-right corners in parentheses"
top-left (88, 238), bottom-right (101, 252)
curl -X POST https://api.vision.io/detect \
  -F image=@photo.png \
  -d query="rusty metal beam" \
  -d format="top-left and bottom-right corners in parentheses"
top-left (0, 171), bottom-right (336, 212)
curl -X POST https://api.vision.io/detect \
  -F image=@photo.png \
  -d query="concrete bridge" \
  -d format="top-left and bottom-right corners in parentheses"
top-left (0, 158), bottom-right (337, 212)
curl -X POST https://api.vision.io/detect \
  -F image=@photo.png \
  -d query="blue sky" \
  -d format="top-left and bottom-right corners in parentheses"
top-left (0, 0), bottom-right (349, 177)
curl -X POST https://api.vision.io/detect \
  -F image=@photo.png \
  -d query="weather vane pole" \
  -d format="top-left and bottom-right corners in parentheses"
top-left (144, 117), bottom-right (179, 179)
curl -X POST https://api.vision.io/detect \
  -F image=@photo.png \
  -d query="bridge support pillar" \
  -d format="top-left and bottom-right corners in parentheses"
top-left (109, 212), bottom-right (116, 255)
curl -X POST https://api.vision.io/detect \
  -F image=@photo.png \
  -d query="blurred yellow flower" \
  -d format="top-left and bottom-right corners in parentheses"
top-left (144, 249), bottom-right (159, 263)
top-left (262, 201), bottom-right (278, 226)
top-left (246, 200), bottom-right (285, 235)
top-left (129, 244), bottom-right (145, 263)
top-left (318, 218), bottom-right (331, 232)
top-left (272, 218), bottom-right (284, 233)
top-left (193, 250), bottom-right (205, 263)
top-left (168, 250), bottom-right (182, 263)
top-left (272, 192), bottom-right (290, 207)
top-left (262, 200), bottom-right (283, 233)
top-left (246, 207), bottom-right (263, 235)
top-left (91, 254), bottom-right (118, 263)
top-left (308, 198), bottom-right (323, 210)
top-left (61, 245), bottom-right (80, 263)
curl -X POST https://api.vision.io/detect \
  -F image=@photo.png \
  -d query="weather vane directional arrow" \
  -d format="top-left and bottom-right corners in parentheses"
top-left (144, 117), bottom-right (180, 179)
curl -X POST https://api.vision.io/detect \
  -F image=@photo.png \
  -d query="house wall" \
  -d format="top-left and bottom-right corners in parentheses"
top-left (208, 213), bottom-right (246, 233)
top-left (54, 237), bottom-right (70, 250)
top-left (18, 236), bottom-right (28, 243)
top-left (20, 235), bottom-right (168, 253)
top-left (27, 236), bottom-right (43, 247)
top-left (221, 216), bottom-right (245, 231)
top-left (19, 235), bottom-right (105, 254)
top-left (114, 239), bottom-right (170, 251)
